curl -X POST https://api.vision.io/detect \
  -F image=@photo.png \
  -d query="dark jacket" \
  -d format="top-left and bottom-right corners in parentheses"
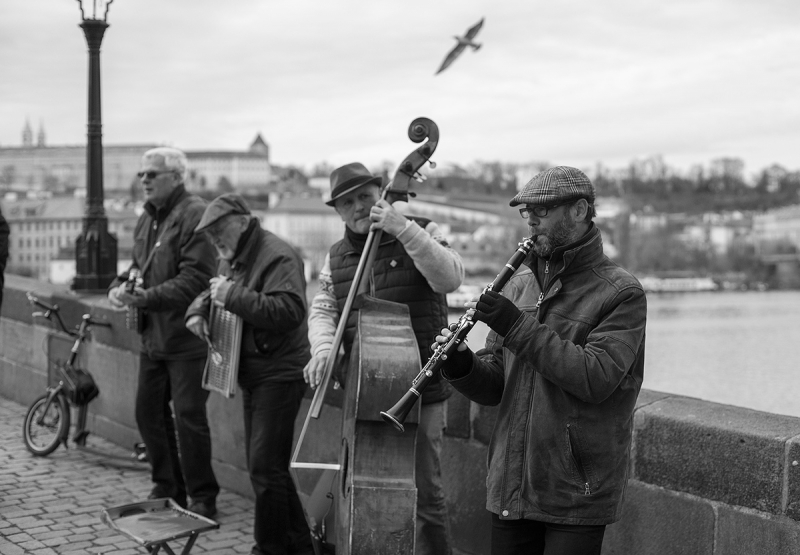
top-left (329, 219), bottom-right (451, 404)
top-left (186, 220), bottom-right (310, 388)
top-left (109, 185), bottom-right (215, 360)
top-left (444, 225), bottom-right (646, 525)
top-left (0, 207), bottom-right (8, 311)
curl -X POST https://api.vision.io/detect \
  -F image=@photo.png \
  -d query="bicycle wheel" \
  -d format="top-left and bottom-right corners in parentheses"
top-left (23, 393), bottom-right (71, 456)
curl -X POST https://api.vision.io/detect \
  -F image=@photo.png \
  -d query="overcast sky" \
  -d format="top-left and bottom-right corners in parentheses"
top-left (1, 0), bottom-right (798, 177)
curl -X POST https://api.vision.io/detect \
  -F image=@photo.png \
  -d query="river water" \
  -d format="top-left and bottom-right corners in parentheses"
top-left (450, 290), bottom-right (800, 419)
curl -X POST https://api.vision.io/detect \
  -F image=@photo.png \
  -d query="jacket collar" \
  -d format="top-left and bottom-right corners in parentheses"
top-left (528, 223), bottom-right (604, 281)
top-left (341, 226), bottom-right (397, 255)
top-left (230, 218), bottom-right (263, 271)
top-left (144, 184), bottom-right (188, 221)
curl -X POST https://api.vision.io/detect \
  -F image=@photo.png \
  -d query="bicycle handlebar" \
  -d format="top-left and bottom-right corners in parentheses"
top-left (27, 291), bottom-right (113, 333)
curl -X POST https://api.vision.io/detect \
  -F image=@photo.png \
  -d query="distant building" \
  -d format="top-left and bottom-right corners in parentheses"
top-left (0, 195), bottom-right (137, 282)
top-left (185, 134), bottom-right (272, 194)
top-left (255, 196), bottom-right (342, 276)
top-left (752, 204), bottom-right (800, 253)
top-left (0, 121), bottom-right (271, 195)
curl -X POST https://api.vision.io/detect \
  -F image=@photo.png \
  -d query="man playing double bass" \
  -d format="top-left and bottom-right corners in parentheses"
top-left (304, 162), bottom-right (465, 555)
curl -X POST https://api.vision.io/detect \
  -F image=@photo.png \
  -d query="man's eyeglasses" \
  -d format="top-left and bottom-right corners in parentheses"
top-left (519, 203), bottom-right (566, 219)
top-left (137, 170), bottom-right (176, 180)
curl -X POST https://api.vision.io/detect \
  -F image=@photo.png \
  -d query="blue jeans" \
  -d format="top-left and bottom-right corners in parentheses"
top-left (491, 513), bottom-right (606, 555)
top-left (415, 401), bottom-right (453, 555)
top-left (136, 354), bottom-right (219, 506)
top-left (243, 379), bottom-right (312, 555)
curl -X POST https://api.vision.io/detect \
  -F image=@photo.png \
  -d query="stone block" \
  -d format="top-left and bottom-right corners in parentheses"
top-left (602, 480), bottom-right (714, 555)
top-left (446, 391), bottom-right (470, 439)
top-left (786, 437), bottom-right (800, 521)
top-left (0, 358), bottom-right (46, 406)
top-left (442, 436), bottom-right (490, 555)
top-left (635, 388), bottom-right (673, 409)
top-left (1, 275), bottom-right (38, 324)
top-left (634, 395), bottom-right (800, 515)
top-left (716, 505), bottom-right (800, 555)
top-left (85, 342), bottom-right (139, 430)
top-left (1, 320), bottom-right (38, 370)
top-left (472, 403), bottom-right (499, 445)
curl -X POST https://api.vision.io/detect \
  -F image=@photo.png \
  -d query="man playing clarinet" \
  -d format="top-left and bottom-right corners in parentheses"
top-left (435, 166), bottom-right (647, 555)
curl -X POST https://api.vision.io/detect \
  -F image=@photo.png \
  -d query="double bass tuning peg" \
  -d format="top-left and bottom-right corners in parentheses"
top-left (429, 160), bottom-right (437, 169)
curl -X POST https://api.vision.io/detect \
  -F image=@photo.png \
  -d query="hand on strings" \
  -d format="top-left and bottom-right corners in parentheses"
top-left (116, 284), bottom-right (147, 308)
top-left (186, 315), bottom-right (209, 341)
top-left (369, 199), bottom-right (408, 236)
top-left (473, 290), bottom-right (522, 337)
top-left (210, 276), bottom-right (232, 306)
top-left (108, 284), bottom-right (125, 308)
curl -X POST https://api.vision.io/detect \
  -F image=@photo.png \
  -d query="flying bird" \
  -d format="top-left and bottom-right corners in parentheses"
top-left (435, 18), bottom-right (484, 75)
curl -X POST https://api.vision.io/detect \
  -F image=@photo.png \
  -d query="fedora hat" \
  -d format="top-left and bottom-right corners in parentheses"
top-left (326, 162), bottom-right (382, 206)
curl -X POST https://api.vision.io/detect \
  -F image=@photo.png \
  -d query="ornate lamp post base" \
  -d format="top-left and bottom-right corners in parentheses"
top-left (74, 217), bottom-right (118, 291)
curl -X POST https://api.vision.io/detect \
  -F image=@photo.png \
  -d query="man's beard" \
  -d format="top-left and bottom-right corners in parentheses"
top-left (531, 212), bottom-right (577, 258)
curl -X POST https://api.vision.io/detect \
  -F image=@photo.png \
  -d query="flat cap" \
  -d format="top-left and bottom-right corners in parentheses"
top-left (509, 166), bottom-right (595, 207)
top-left (195, 193), bottom-right (251, 233)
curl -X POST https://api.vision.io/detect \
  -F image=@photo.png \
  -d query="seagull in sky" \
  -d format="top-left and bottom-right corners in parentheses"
top-left (435, 18), bottom-right (484, 75)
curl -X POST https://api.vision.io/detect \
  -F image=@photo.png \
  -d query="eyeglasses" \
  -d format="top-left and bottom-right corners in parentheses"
top-left (519, 203), bottom-right (567, 219)
top-left (137, 170), bottom-right (176, 180)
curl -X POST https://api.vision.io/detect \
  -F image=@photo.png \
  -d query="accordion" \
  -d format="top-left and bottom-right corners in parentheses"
top-left (201, 302), bottom-right (243, 398)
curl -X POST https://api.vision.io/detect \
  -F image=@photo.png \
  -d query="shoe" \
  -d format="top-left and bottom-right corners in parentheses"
top-left (148, 487), bottom-right (187, 508)
top-left (188, 499), bottom-right (217, 519)
top-left (147, 487), bottom-right (169, 500)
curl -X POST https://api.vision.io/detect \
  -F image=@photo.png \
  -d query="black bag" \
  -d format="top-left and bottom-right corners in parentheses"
top-left (61, 366), bottom-right (99, 405)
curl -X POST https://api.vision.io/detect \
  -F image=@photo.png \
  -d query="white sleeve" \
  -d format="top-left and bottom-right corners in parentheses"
top-left (395, 219), bottom-right (465, 294)
top-left (307, 253), bottom-right (339, 358)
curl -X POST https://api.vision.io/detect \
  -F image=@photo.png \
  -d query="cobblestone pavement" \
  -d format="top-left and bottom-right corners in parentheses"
top-left (0, 395), bottom-right (256, 554)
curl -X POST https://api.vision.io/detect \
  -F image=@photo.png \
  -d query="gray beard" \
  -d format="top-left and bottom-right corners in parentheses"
top-left (532, 213), bottom-right (577, 258)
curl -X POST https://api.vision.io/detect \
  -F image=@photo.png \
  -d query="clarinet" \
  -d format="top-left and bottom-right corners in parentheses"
top-left (380, 237), bottom-right (534, 432)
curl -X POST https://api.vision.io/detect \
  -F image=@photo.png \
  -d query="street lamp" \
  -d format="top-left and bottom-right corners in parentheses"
top-left (73, 0), bottom-right (118, 292)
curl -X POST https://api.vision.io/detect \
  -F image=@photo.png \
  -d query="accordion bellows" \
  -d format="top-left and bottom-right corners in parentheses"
top-left (202, 303), bottom-right (242, 398)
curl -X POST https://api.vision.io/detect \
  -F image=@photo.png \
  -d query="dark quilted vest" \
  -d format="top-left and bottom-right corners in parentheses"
top-left (329, 218), bottom-right (451, 403)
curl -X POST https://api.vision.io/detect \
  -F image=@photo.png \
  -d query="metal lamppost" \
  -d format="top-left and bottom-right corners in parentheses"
top-left (73, 0), bottom-right (118, 291)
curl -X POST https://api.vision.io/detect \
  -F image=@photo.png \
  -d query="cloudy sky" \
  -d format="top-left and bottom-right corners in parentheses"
top-left (1, 0), bottom-right (798, 176)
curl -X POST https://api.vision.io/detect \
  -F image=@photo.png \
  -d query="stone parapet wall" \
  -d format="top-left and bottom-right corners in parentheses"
top-left (1, 275), bottom-right (799, 554)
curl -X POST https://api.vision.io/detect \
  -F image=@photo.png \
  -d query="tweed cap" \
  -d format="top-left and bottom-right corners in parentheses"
top-left (509, 166), bottom-right (595, 207)
top-left (195, 193), bottom-right (251, 233)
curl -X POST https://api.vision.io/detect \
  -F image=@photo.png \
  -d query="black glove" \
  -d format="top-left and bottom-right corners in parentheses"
top-left (473, 290), bottom-right (522, 337)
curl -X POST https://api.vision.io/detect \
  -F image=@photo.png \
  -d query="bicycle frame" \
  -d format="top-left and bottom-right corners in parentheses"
top-left (27, 292), bottom-right (109, 447)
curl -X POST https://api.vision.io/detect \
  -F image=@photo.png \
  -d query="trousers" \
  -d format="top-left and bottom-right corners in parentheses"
top-left (415, 400), bottom-right (453, 555)
top-left (243, 379), bottom-right (312, 555)
top-left (490, 512), bottom-right (606, 555)
top-left (136, 354), bottom-right (219, 505)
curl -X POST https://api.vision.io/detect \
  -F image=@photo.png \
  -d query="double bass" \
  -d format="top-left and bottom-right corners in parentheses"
top-left (292, 118), bottom-right (440, 555)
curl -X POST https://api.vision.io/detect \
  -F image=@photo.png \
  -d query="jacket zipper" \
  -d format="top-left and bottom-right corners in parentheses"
top-left (535, 261), bottom-right (549, 308)
top-left (567, 424), bottom-right (591, 496)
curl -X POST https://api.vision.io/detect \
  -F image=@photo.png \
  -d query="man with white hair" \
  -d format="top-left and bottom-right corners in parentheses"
top-left (108, 147), bottom-right (219, 518)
